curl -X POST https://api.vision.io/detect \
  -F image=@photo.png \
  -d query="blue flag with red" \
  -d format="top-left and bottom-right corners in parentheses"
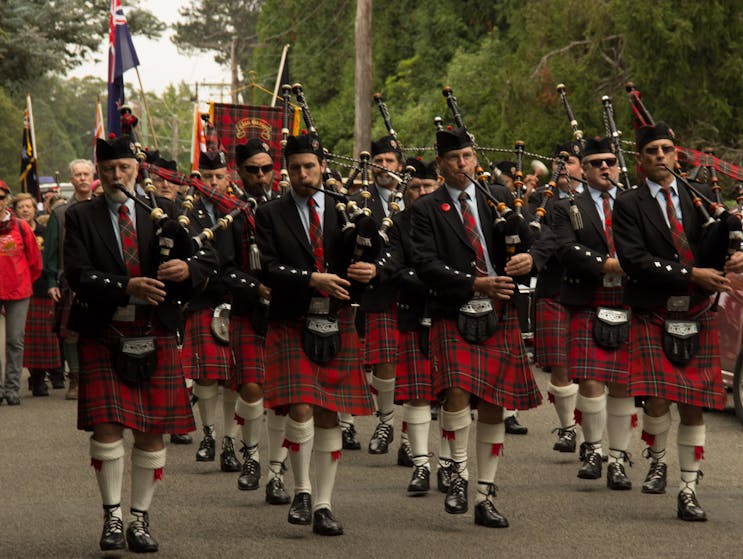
top-left (108, 0), bottom-right (140, 137)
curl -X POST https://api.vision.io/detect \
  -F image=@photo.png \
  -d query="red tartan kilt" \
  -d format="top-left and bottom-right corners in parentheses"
top-left (431, 302), bottom-right (542, 410)
top-left (534, 297), bottom-right (569, 368)
top-left (229, 314), bottom-right (265, 388)
top-left (77, 321), bottom-right (195, 433)
top-left (567, 286), bottom-right (628, 383)
top-left (264, 307), bottom-right (375, 416)
top-left (181, 308), bottom-right (232, 381)
top-left (23, 295), bottom-right (62, 369)
top-left (394, 330), bottom-right (435, 403)
top-left (628, 309), bottom-right (726, 409)
top-left (363, 305), bottom-right (399, 366)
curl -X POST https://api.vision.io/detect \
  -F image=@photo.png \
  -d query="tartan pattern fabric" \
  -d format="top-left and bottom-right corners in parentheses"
top-left (363, 305), bottom-right (399, 366)
top-left (263, 307), bottom-right (375, 415)
top-left (77, 320), bottom-right (195, 433)
top-left (394, 330), bottom-right (435, 403)
top-left (229, 314), bottom-right (265, 388)
top-left (458, 192), bottom-right (487, 276)
top-left (431, 301), bottom-right (542, 410)
top-left (181, 308), bottom-right (232, 381)
top-left (534, 297), bottom-right (569, 368)
top-left (23, 295), bottom-right (62, 369)
top-left (308, 197), bottom-right (325, 272)
top-left (117, 205), bottom-right (141, 277)
top-left (662, 188), bottom-right (694, 267)
top-left (210, 103), bottom-right (284, 180)
top-left (567, 287), bottom-right (629, 384)
top-left (601, 192), bottom-right (615, 256)
top-left (628, 309), bottom-right (726, 409)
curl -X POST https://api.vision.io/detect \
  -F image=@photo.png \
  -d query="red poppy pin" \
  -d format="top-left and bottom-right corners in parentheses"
top-left (441, 203), bottom-right (450, 212)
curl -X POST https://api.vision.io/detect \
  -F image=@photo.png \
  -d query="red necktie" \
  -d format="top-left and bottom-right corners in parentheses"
top-left (307, 197), bottom-right (325, 273)
top-left (118, 204), bottom-right (141, 277)
top-left (662, 188), bottom-right (694, 267)
top-left (601, 191), bottom-right (615, 256)
top-left (458, 191), bottom-right (487, 276)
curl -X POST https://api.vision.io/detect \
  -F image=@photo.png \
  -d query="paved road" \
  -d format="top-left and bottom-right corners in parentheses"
top-left (0, 368), bottom-right (741, 559)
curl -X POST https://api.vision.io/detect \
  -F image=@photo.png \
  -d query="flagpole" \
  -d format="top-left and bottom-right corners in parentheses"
top-left (134, 66), bottom-right (159, 149)
top-left (27, 92), bottom-right (38, 162)
top-left (271, 44), bottom-right (290, 108)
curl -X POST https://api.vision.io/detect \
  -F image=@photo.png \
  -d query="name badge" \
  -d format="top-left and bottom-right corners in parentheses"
top-left (602, 274), bottom-right (622, 288)
top-left (666, 295), bottom-right (690, 312)
top-left (112, 304), bottom-right (136, 322)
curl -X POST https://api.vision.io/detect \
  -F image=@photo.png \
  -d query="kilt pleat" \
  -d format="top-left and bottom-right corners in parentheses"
top-left (628, 309), bottom-right (726, 409)
top-left (363, 306), bottom-right (399, 366)
top-left (77, 322), bottom-right (195, 433)
top-left (229, 314), bottom-right (265, 388)
top-left (394, 330), bottom-right (435, 403)
top-left (264, 307), bottom-right (375, 415)
top-left (534, 297), bottom-right (569, 368)
top-left (431, 302), bottom-right (542, 410)
top-left (181, 308), bottom-right (232, 381)
top-left (23, 295), bottom-right (62, 369)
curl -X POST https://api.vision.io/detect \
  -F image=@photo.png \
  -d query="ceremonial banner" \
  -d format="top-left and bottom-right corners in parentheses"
top-left (107, 0), bottom-right (140, 136)
top-left (20, 92), bottom-right (40, 200)
top-left (190, 104), bottom-right (206, 172)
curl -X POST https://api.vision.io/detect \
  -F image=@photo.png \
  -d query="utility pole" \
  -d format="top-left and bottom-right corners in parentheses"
top-left (171, 115), bottom-right (179, 161)
top-left (354, 0), bottom-right (372, 158)
top-left (231, 39), bottom-right (239, 105)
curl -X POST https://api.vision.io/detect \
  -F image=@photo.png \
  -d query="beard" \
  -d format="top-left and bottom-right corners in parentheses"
top-left (375, 173), bottom-right (397, 188)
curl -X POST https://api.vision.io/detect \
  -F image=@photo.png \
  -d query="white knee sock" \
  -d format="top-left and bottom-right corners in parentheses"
top-left (284, 418), bottom-right (314, 494)
top-left (642, 411), bottom-right (671, 463)
top-left (576, 392), bottom-right (606, 454)
top-left (235, 397), bottom-right (264, 461)
top-left (475, 422), bottom-right (505, 503)
top-left (313, 426), bottom-right (342, 512)
top-left (606, 396), bottom-right (636, 464)
top-left (677, 424), bottom-right (705, 494)
top-left (193, 382), bottom-right (219, 429)
top-left (90, 438), bottom-right (125, 507)
top-left (548, 382), bottom-right (578, 429)
top-left (403, 403), bottom-right (431, 468)
top-left (372, 376), bottom-right (396, 420)
top-left (266, 409), bottom-right (288, 478)
top-left (222, 388), bottom-right (239, 440)
top-left (440, 406), bottom-right (472, 480)
top-left (130, 447), bottom-right (167, 514)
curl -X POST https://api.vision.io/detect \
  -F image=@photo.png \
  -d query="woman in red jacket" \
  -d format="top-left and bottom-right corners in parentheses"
top-left (0, 181), bottom-right (43, 405)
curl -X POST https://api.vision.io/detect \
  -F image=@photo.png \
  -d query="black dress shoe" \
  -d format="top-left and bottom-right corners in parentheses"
top-left (444, 475), bottom-right (468, 514)
top-left (641, 461), bottom-right (667, 494)
top-left (99, 507), bottom-right (126, 551)
top-left (436, 465), bottom-right (451, 493)
top-left (504, 415), bottom-right (528, 435)
top-left (552, 427), bottom-right (577, 453)
top-left (220, 437), bottom-right (241, 472)
top-left (312, 507), bottom-right (343, 536)
top-left (677, 490), bottom-right (707, 521)
top-left (577, 450), bottom-right (602, 480)
top-left (397, 441), bottom-right (414, 467)
top-left (196, 427), bottom-right (215, 462)
top-left (606, 462), bottom-right (632, 490)
top-left (288, 492), bottom-right (312, 525)
top-left (49, 370), bottom-right (66, 390)
top-left (238, 457), bottom-right (260, 490)
top-left (341, 423), bottom-right (361, 450)
top-left (579, 442), bottom-right (607, 462)
top-left (170, 433), bottom-right (193, 445)
top-left (126, 512), bottom-right (159, 553)
top-left (368, 421), bottom-right (393, 454)
top-left (474, 500), bottom-right (509, 528)
top-left (407, 465), bottom-right (430, 495)
top-left (265, 477), bottom-right (290, 505)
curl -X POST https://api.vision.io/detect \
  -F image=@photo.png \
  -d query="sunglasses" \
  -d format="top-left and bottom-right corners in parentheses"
top-left (243, 164), bottom-right (274, 175)
top-left (643, 145), bottom-right (675, 155)
top-left (587, 158), bottom-right (618, 168)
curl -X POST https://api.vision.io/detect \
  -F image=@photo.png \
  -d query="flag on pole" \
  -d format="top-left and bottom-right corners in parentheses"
top-left (94, 96), bottom-right (106, 164)
top-left (190, 104), bottom-right (207, 172)
top-left (20, 92), bottom-right (40, 201)
top-left (108, 0), bottom-right (140, 137)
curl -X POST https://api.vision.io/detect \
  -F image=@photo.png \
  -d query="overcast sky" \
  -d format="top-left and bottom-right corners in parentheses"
top-left (68, 0), bottom-right (230, 96)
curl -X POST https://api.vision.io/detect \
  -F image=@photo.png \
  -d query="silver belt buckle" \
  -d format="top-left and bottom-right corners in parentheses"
top-left (602, 274), bottom-right (622, 288)
top-left (666, 296), bottom-right (690, 312)
top-left (309, 297), bottom-right (330, 315)
top-left (112, 304), bottom-right (136, 322)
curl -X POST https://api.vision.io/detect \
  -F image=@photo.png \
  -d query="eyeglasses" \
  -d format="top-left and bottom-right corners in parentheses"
top-left (243, 164), bottom-right (274, 175)
top-left (643, 145), bottom-right (675, 155)
top-left (586, 158), bottom-right (618, 168)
